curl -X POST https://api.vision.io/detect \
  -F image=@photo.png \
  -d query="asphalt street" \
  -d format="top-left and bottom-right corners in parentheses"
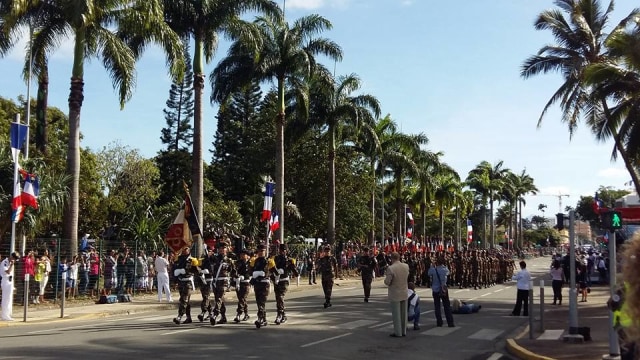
top-left (0, 256), bottom-right (552, 360)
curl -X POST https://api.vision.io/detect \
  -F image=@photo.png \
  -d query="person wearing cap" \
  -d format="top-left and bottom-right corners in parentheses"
top-left (196, 246), bottom-right (215, 322)
top-left (1, 252), bottom-right (20, 321)
top-left (250, 244), bottom-right (275, 328)
top-left (317, 245), bottom-right (338, 308)
top-left (357, 247), bottom-right (377, 303)
top-left (172, 247), bottom-right (200, 325)
top-left (233, 249), bottom-right (252, 323)
top-left (272, 244), bottom-right (299, 324)
top-left (210, 240), bottom-right (235, 325)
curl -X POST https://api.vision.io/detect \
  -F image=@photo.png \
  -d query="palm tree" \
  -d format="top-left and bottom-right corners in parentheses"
top-left (466, 163), bottom-right (490, 247)
top-left (309, 72), bottom-right (380, 244)
top-left (411, 150), bottom-right (447, 240)
top-left (211, 13), bottom-right (343, 244)
top-left (467, 161), bottom-right (508, 248)
top-left (5, 0), bottom-right (185, 254)
top-left (432, 168), bottom-right (461, 243)
top-left (514, 170), bottom-right (537, 247)
top-left (521, 0), bottom-right (640, 194)
top-left (159, 0), bottom-right (280, 253)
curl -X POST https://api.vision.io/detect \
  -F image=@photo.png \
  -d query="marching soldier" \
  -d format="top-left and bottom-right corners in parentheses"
top-left (250, 244), bottom-right (275, 328)
top-left (197, 246), bottom-right (215, 322)
top-left (233, 249), bottom-right (252, 323)
top-left (317, 245), bottom-right (339, 308)
top-left (273, 244), bottom-right (299, 324)
top-left (306, 252), bottom-right (317, 285)
top-left (357, 247), bottom-right (376, 302)
top-left (173, 247), bottom-right (200, 325)
top-left (210, 240), bottom-right (235, 325)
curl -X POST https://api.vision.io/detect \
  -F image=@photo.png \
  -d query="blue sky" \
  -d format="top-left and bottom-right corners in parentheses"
top-left (0, 0), bottom-right (638, 219)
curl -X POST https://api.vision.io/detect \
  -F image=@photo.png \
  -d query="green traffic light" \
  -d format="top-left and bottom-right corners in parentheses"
top-left (612, 212), bottom-right (622, 228)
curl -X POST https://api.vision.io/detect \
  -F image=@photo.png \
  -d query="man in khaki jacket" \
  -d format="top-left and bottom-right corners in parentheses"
top-left (384, 252), bottom-right (409, 337)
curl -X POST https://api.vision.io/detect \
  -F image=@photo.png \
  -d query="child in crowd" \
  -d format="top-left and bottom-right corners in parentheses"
top-left (407, 282), bottom-right (420, 330)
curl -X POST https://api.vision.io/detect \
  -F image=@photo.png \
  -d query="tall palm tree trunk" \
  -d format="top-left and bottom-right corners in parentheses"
top-left (35, 65), bottom-right (48, 155)
top-left (395, 175), bottom-right (402, 241)
top-left (327, 125), bottom-right (336, 244)
top-left (482, 200), bottom-right (487, 249)
top-left (489, 192), bottom-right (495, 248)
top-left (439, 204), bottom-right (444, 242)
top-left (518, 201), bottom-right (524, 248)
top-left (63, 32), bottom-right (85, 256)
top-left (191, 38), bottom-right (204, 255)
top-left (369, 160), bottom-right (376, 247)
top-left (275, 75), bottom-right (285, 245)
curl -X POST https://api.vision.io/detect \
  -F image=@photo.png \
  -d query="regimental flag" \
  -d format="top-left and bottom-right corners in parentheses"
top-left (164, 205), bottom-right (190, 256)
top-left (10, 122), bottom-right (28, 163)
top-left (467, 219), bottom-right (473, 243)
top-left (11, 177), bottom-right (23, 223)
top-left (184, 187), bottom-right (202, 237)
top-left (406, 207), bottom-right (414, 225)
top-left (593, 192), bottom-right (604, 214)
top-left (262, 182), bottom-right (275, 222)
top-left (20, 170), bottom-right (39, 209)
top-left (269, 210), bottom-right (280, 233)
top-left (406, 226), bottom-right (413, 239)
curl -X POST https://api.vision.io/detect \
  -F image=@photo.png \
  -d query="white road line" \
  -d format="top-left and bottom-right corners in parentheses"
top-left (468, 328), bottom-right (504, 340)
top-left (369, 321), bottom-right (393, 329)
top-left (480, 293), bottom-right (491, 297)
top-left (333, 287), bottom-right (357, 291)
top-left (160, 328), bottom-right (198, 336)
top-left (300, 333), bottom-right (352, 348)
top-left (486, 352), bottom-right (503, 360)
top-left (494, 288), bottom-right (504, 292)
top-left (454, 289), bottom-right (470, 294)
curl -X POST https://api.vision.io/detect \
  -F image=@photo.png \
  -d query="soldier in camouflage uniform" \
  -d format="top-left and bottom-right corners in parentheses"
top-left (210, 240), bottom-right (235, 325)
top-left (273, 244), bottom-right (299, 324)
top-left (197, 246), bottom-right (215, 322)
top-left (233, 249), bottom-right (252, 323)
top-left (357, 247), bottom-right (376, 302)
top-left (172, 247), bottom-right (200, 325)
top-left (251, 244), bottom-right (274, 328)
top-left (317, 246), bottom-right (339, 308)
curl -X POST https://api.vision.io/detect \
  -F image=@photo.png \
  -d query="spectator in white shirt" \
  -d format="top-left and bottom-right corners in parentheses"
top-left (154, 250), bottom-right (172, 302)
top-left (511, 261), bottom-right (531, 316)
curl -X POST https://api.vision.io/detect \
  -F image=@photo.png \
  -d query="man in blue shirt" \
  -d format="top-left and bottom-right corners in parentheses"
top-left (511, 261), bottom-right (531, 316)
top-left (428, 257), bottom-right (455, 327)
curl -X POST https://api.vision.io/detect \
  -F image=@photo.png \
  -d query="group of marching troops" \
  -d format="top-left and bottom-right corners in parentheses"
top-left (404, 249), bottom-right (517, 290)
top-left (171, 240), bottom-right (340, 329)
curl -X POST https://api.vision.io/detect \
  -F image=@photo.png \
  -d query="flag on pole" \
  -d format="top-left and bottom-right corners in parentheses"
top-left (269, 210), bottom-right (280, 233)
top-left (593, 192), bottom-right (604, 214)
top-left (262, 182), bottom-right (275, 221)
top-left (406, 207), bottom-right (414, 225)
top-left (164, 205), bottom-right (190, 256)
top-left (20, 171), bottom-right (39, 209)
top-left (10, 122), bottom-right (28, 163)
top-left (184, 187), bottom-right (202, 237)
top-left (11, 177), bottom-right (23, 223)
top-left (467, 219), bottom-right (473, 243)
top-left (406, 226), bottom-right (413, 238)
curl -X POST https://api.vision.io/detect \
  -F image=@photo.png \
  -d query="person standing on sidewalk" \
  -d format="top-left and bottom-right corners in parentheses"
top-left (511, 260), bottom-right (531, 316)
top-left (1, 252), bottom-right (20, 321)
top-left (428, 256), bottom-right (455, 328)
top-left (550, 260), bottom-right (564, 305)
top-left (384, 252), bottom-right (409, 337)
top-left (154, 250), bottom-right (172, 302)
top-left (306, 252), bottom-right (316, 285)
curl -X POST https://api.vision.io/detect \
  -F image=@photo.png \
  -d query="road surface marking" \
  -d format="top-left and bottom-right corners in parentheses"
top-left (537, 329), bottom-right (564, 340)
top-left (480, 293), bottom-right (491, 297)
top-left (333, 287), bottom-right (357, 291)
top-left (494, 288), bottom-right (504, 292)
top-left (421, 326), bottom-right (460, 336)
top-left (468, 328), bottom-right (504, 340)
top-left (486, 352), bottom-right (503, 360)
top-left (454, 289), bottom-right (470, 294)
top-left (160, 328), bottom-right (198, 336)
top-left (337, 320), bottom-right (378, 329)
top-left (300, 333), bottom-right (352, 348)
top-left (369, 321), bottom-right (393, 329)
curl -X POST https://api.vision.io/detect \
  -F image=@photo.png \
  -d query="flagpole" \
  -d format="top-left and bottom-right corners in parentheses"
top-left (10, 131), bottom-right (20, 255)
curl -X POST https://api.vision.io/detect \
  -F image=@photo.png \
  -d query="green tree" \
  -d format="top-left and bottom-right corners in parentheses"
top-left (522, 0), bottom-right (640, 195)
top-left (161, 39), bottom-right (194, 152)
top-left (211, 13), bottom-right (343, 244)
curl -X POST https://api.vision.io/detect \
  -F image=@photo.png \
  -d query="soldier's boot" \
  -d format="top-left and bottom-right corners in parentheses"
top-left (218, 314), bottom-right (227, 324)
top-left (182, 316), bottom-right (192, 324)
top-left (210, 313), bottom-right (218, 326)
top-left (233, 313), bottom-right (242, 323)
top-left (280, 313), bottom-right (287, 324)
top-left (197, 312), bottom-right (207, 322)
top-left (242, 312), bottom-right (250, 321)
top-left (260, 317), bottom-right (268, 327)
top-left (173, 315), bottom-right (182, 325)
top-left (274, 312), bottom-right (282, 325)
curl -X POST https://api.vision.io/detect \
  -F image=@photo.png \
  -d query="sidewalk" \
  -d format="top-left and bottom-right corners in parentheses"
top-left (506, 285), bottom-right (617, 360)
top-left (0, 276), bottom-right (364, 328)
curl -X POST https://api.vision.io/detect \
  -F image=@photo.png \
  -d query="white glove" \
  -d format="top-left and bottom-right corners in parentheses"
top-left (277, 268), bottom-right (284, 275)
top-left (200, 269), bottom-right (210, 275)
top-left (174, 268), bottom-right (186, 276)
top-left (238, 276), bottom-right (244, 281)
top-left (252, 271), bottom-right (265, 279)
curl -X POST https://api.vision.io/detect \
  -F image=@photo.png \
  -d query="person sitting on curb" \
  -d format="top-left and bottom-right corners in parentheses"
top-left (451, 298), bottom-right (481, 314)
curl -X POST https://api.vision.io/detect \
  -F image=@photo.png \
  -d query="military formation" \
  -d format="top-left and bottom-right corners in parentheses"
top-left (170, 240), bottom-right (515, 328)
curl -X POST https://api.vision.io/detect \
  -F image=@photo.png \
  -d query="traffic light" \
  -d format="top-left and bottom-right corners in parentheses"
top-left (601, 211), bottom-right (623, 231)
top-left (556, 213), bottom-right (565, 230)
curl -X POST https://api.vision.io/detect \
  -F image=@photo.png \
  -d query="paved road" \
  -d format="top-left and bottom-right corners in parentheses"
top-left (0, 256), bottom-right (552, 360)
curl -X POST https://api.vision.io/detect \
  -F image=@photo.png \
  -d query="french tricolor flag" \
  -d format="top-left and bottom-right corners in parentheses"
top-left (406, 207), bottom-right (414, 225)
top-left (467, 219), bottom-right (473, 243)
top-left (10, 122), bottom-right (28, 163)
top-left (21, 171), bottom-right (39, 209)
top-left (11, 177), bottom-right (23, 223)
top-left (262, 182), bottom-right (275, 222)
top-left (269, 210), bottom-right (280, 233)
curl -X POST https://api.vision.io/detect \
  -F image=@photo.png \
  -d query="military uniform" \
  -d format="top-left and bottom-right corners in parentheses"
top-left (173, 248), bottom-right (200, 325)
top-left (357, 248), bottom-right (376, 302)
top-left (197, 249), bottom-right (215, 322)
top-left (210, 241), bottom-right (235, 325)
top-left (273, 244), bottom-right (299, 324)
top-left (233, 250), bottom-right (252, 323)
top-left (251, 245), bottom-right (275, 328)
top-left (317, 246), bottom-right (338, 308)
top-left (306, 253), bottom-right (317, 285)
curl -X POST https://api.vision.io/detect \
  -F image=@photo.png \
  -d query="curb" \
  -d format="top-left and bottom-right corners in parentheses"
top-left (506, 339), bottom-right (556, 360)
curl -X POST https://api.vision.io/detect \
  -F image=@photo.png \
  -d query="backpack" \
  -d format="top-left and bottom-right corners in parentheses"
top-left (99, 295), bottom-right (118, 304)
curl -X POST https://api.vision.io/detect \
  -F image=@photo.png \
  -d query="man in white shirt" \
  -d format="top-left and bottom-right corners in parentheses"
top-left (1, 252), bottom-right (20, 321)
top-left (511, 260), bottom-right (531, 316)
top-left (154, 250), bottom-right (172, 302)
